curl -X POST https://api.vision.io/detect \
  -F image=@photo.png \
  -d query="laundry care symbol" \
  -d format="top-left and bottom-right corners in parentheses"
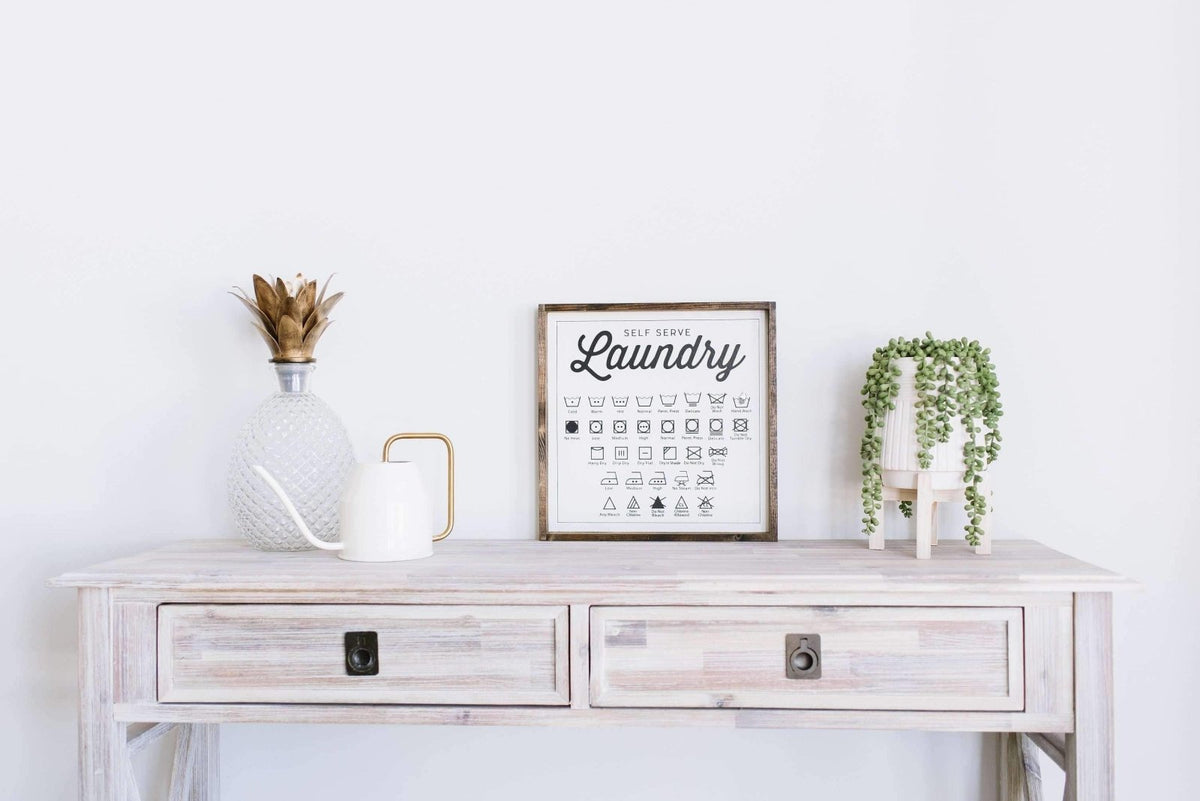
top-left (565, 420), bottom-right (579, 434)
top-left (675, 497), bottom-right (688, 510)
top-left (615, 446), bottom-right (629, 460)
top-left (613, 420), bottom-right (627, 434)
top-left (708, 447), bottom-right (728, 457)
top-left (686, 446), bottom-right (702, 460)
top-left (636, 396), bottom-right (654, 408)
top-left (733, 393), bottom-right (750, 409)
top-left (637, 420), bottom-right (651, 434)
top-left (638, 446), bottom-right (652, 460)
top-left (696, 471), bottom-right (715, 486)
top-left (709, 419), bottom-right (724, 434)
top-left (603, 497), bottom-right (616, 510)
top-left (659, 394), bottom-right (677, 407)
top-left (698, 496), bottom-right (714, 510)
top-left (685, 418), bottom-right (700, 434)
top-left (663, 446), bottom-right (677, 460)
top-left (612, 396), bottom-right (629, 408)
top-left (661, 419), bottom-right (675, 434)
top-left (708, 393), bottom-right (726, 405)
top-left (685, 393), bottom-right (701, 406)
top-left (590, 420), bottom-right (603, 434)
top-left (733, 418), bottom-right (749, 433)
top-left (627, 497), bottom-right (640, 510)
top-left (590, 447), bottom-right (604, 460)
top-left (589, 396), bottom-right (606, 408)
top-left (564, 396), bottom-right (581, 408)
top-left (651, 496), bottom-right (666, 510)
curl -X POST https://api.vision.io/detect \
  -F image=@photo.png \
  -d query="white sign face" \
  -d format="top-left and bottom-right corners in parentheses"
top-left (541, 305), bottom-right (774, 539)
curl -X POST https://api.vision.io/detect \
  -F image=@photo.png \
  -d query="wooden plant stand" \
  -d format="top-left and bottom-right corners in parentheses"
top-left (870, 474), bottom-right (992, 559)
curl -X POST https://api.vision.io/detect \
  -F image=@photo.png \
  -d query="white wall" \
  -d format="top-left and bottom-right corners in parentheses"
top-left (2, 1), bottom-right (1196, 798)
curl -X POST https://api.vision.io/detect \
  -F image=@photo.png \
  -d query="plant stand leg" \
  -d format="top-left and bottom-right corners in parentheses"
top-left (914, 473), bottom-right (934, 560)
top-left (869, 513), bottom-right (885, 551)
top-left (1064, 593), bottom-right (1114, 801)
top-left (975, 476), bottom-right (993, 555)
top-left (930, 500), bottom-right (939, 546)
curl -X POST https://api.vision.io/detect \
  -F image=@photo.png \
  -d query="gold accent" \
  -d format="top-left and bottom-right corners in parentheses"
top-left (382, 433), bottom-right (455, 542)
top-left (230, 273), bottom-right (343, 362)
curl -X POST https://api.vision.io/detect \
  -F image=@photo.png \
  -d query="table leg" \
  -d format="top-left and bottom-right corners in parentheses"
top-left (78, 588), bottom-right (128, 801)
top-left (1064, 593), bottom-right (1114, 800)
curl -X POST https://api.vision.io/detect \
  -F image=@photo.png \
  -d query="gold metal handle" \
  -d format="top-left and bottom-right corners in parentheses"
top-left (382, 432), bottom-right (455, 542)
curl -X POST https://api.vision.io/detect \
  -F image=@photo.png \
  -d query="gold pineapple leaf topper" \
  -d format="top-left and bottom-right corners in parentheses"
top-left (230, 274), bottom-right (343, 362)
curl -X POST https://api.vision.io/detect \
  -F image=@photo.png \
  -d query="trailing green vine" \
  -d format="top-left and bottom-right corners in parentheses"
top-left (860, 333), bottom-right (1002, 545)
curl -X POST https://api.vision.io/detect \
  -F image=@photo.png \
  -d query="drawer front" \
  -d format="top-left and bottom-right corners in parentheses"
top-left (591, 606), bottom-right (1023, 711)
top-left (159, 605), bottom-right (569, 705)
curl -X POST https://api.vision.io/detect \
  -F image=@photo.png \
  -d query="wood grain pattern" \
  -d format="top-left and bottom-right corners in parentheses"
top-left (590, 606), bottom-right (1024, 711)
top-left (53, 539), bottom-right (1132, 798)
top-left (78, 588), bottom-right (128, 801)
top-left (51, 539), bottom-right (1135, 596)
top-left (114, 701), bottom-right (1073, 732)
top-left (1065, 593), bottom-right (1114, 800)
top-left (536, 301), bottom-right (778, 541)
top-left (113, 601), bottom-right (157, 705)
top-left (569, 604), bottom-right (590, 709)
top-left (159, 604), bottom-right (570, 705)
top-left (1023, 602), bottom-right (1074, 720)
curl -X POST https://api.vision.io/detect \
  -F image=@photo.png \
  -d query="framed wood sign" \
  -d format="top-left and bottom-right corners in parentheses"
top-left (537, 302), bottom-right (777, 541)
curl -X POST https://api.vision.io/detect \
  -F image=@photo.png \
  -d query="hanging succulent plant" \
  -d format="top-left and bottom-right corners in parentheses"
top-left (230, 274), bottom-right (343, 362)
top-left (859, 333), bottom-right (1002, 546)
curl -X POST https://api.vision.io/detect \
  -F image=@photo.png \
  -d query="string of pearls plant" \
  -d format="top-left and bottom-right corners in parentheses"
top-left (860, 333), bottom-right (1002, 545)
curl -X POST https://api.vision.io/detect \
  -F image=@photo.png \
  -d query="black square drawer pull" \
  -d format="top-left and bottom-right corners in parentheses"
top-left (345, 631), bottom-right (379, 676)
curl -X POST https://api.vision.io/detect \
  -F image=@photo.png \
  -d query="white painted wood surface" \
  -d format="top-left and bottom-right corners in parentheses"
top-left (159, 604), bottom-right (570, 705)
top-left (1064, 593), bottom-right (1114, 800)
top-left (49, 539), bottom-right (1134, 596)
top-left (78, 588), bottom-right (128, 801)
top-left (591, 606), bottom-right (1023, 711)
top-left (53, 539), bottom-right (1132, 800)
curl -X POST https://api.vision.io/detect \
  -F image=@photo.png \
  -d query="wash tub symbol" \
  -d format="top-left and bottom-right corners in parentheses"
top-left (733, 393), bottom-right (750, 409)
top-left (636, 396), bottom-right (654, 407)
top-left (685, 393), bottom-right (701, 406)
top-left (612, 396), bottom-right (629, 408)
top-left (659, 394), bottom-right (677, 407)
top-left (589, 396), bottom-right (606, 408)
top-left (625, 471), bottom-right (644, 488)
top-left (649, 471), bottom-right (667, 487)
top-left (600, 472), bottom-right (618, 487)
top-left (708, 393), bottom-right (726, 405)
top-left (564, 396), bottom-right (581, 408)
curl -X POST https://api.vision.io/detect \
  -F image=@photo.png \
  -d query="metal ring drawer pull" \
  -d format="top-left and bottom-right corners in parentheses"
top-left (785, 633), bottom-right (822, 679)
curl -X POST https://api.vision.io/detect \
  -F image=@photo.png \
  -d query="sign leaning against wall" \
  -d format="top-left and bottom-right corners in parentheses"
top-left (537, 302), bottom-right (777, 541)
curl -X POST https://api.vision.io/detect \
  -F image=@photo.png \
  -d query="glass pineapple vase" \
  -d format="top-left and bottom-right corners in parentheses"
top-left (228, 362), bottom-right (356, 550)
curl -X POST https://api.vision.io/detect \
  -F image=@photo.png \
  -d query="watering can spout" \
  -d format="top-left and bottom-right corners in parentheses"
top-left (252, 465), bottom-right (344, 551)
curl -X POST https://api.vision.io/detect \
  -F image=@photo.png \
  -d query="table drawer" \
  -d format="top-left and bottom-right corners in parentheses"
top-left (158, 604), bottom-right (570, 705)
top-left (591, 606), bottom-right (1024, 711)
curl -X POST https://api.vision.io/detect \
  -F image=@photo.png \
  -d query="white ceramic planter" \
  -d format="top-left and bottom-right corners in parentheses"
top-left (880, 357), bottom-right (985, 490)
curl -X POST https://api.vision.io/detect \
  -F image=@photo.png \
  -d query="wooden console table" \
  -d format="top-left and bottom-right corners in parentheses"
top-left (51, 539), bottom-right (1132, 800)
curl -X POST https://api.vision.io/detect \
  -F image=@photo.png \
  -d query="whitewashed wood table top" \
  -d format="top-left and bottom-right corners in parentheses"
top-left (50, 539), bottom-right (1133, 595)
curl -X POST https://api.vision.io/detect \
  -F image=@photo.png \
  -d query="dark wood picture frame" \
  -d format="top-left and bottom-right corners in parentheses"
top-left (537, 301), bottom-right (777, 541)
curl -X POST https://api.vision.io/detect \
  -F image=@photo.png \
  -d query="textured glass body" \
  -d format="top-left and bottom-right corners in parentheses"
top-left (228, 363), bottom-right (356, 551)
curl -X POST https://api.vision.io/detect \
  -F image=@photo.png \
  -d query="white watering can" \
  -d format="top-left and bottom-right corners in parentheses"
top-left (254, 433), bottom-right (454, 562)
